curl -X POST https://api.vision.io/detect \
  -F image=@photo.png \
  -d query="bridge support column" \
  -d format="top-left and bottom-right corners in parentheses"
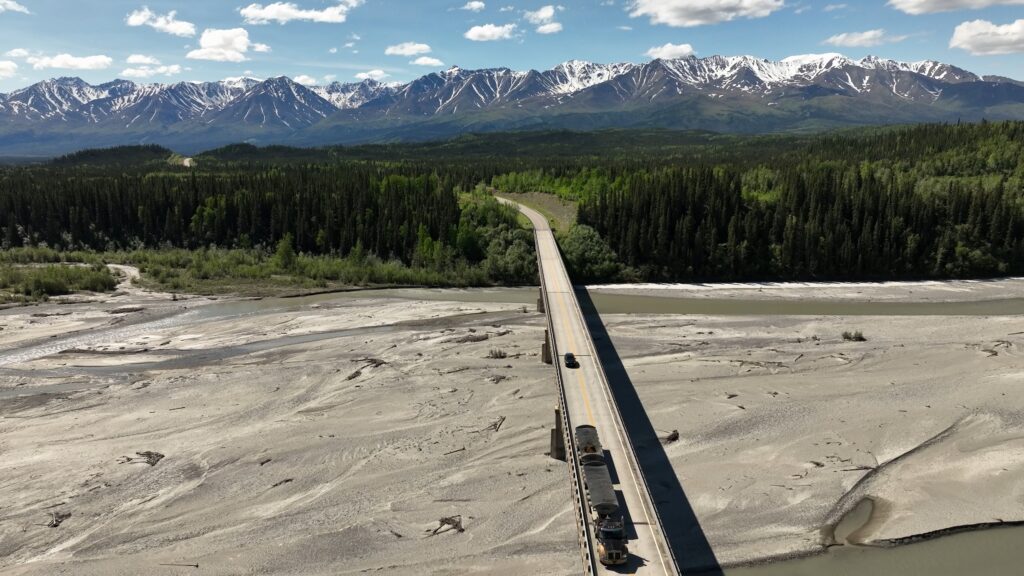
top-left (550, 408), bottom-right (566, 461)
top-left (542, 329), bottom-right (552, 364)
top-left (537, 288), bottom-right (545, 313)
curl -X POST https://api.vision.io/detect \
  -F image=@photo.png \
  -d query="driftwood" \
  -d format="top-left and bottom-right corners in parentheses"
top-left (663, 430), bottom-right (680, 444)
top-left (472, 416), bottom-right (506, 434)
top-left (429, 515), bottom-right (465, 536)
top-left (272, 478), bottom-right (293, 488)
top-left (46, 511), bottom-right (71, 528)
top-left (118, 451), bottom-right (164, 466)
top-left (443, 447), bottom-right (466, 456)
top-left (487, 416), bottom-right (506, 432)
top-left (158, 563), bottom-right (199, 568)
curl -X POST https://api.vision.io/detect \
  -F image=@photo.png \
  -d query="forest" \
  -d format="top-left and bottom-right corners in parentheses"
top-left (1, 120), bottom-right (1023, 291)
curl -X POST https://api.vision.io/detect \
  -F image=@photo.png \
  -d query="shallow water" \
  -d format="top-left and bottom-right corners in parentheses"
top-left (317, 287), bottom-right (1024, 316)
top-left (727, 524), bottom-right (1024, 576)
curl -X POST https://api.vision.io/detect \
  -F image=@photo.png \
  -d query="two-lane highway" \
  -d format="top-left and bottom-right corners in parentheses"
top-left (502, 198), bottom-right (679, 576)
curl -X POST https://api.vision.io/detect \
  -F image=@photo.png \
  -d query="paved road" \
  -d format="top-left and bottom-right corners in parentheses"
top-left (504, 199), bottom-right (678, 576)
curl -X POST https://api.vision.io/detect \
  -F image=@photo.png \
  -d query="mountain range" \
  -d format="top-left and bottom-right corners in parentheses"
top-left (1, 53), bottom-right (1023, 156)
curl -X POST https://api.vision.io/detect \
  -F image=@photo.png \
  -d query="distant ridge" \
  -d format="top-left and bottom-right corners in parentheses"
top-left (0, 53), bottom-right (1022, 155)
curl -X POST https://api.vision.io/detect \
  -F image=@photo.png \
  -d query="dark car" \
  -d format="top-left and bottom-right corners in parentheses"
top-left (564, 352), bottom-right (579, 368)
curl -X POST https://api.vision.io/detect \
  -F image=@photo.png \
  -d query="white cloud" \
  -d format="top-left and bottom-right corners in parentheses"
top-left (385, 42), bottom-right (431, 56)
top-left (524, 5), bottom-right (557, 24)
top-left (618, 25), bottom-right (634, 31)
top-left (0, 60), bottom-right (17, 79)
top-left (0, 0), bottom-right (29, 14)
top-left (324, 74), bottom-right (337, 81)
top-left (329, 47), bottom-right (338, 53)
top-left (824, 29), bottom-right (908, 47)
top-left (240, 1), bottom-right (363, 24)
top-left (524, 5), bottom-right (565, 33)
top-left (823, 3), bottom-right (848, 11)
top-left (126, 54), bottom-right (160, 65)
top-left (950, 19), bottom-right (1024, 55)
top-left (888, 0), bottom-right (1024, 14)
top-left (293, 74), bottom-right (318, 85)
top-left (186, 28), bottom-right (268, 62)
top-left (462, 1), bottom-right (486, 11)
top-left (27, 53), bottom-right (113, 70)
top-left (500, 5), bottom-right (515, 11)
top-left (645, 42), bottom-right (696, 58)
top-left (411, 56), bottom-right (444, 66)
top-left (126, 7), bottom-right (196, 37)
top-left (120, 64), bottom-right (183, 78)
top-left (465, 22), bottom-right (517, 40)
top-left (355, 69), bottom-right (389, 81)
top-left (4, 48), bottom-right (28, 58)
top-left (629, 0), bottom-right (784, 27)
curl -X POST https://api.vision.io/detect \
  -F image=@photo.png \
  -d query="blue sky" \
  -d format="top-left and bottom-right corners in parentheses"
top-left (0, 0), bottom-right (1023, 90)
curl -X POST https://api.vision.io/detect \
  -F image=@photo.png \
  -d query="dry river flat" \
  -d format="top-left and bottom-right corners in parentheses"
top-left (1, 272), bottom-right (1023, 574)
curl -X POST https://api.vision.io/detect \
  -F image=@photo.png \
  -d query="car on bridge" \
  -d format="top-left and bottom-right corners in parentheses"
top-left (564, 352), bottom-right (579, 368)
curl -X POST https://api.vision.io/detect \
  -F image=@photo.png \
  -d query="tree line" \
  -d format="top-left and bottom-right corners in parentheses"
top-left (575, 121), bottom-right (1024, 280)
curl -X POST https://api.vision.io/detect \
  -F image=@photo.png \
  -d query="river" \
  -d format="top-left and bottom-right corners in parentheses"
top-left (2, 285), bottom-right (1022, 573)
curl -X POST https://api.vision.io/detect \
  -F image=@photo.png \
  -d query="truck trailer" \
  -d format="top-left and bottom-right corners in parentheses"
top-left (575, 425), bottom-right (628, 566)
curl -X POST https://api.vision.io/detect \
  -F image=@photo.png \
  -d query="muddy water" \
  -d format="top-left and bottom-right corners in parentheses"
top-left (314, 286), bottom-right (1024, 316)
top-left (727, 525), bottom-right (1024, 576)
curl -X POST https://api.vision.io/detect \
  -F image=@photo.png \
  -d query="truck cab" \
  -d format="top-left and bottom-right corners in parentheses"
top-left (596, 521), bottom-right (628, 566)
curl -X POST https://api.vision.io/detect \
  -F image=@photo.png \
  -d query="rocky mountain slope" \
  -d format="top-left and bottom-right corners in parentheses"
top-left (1, 53), bottom-right (1021, 155)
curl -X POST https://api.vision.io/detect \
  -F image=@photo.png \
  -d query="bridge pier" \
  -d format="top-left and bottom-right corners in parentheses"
top-left (550, 407), bottom-right (566, 461)
top-left (542, 329), bottom-right (552, 364)
top-left (537, 287), bottom-right (545, 313)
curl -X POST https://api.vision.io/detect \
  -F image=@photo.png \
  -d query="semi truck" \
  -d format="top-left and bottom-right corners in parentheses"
top-left (575, 425), bottom-right (628, 566)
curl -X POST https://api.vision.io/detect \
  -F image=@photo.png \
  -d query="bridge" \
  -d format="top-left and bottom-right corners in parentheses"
top-left (502, 198), bottom-right (680, 576)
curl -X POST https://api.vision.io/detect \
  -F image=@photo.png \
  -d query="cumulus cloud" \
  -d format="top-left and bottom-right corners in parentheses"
top-left (186, 28), bottom-right (269, 62)
top-left (524, 5), bottom-right (564, 33)
top-left (824, 29), bottom-right (908, 47)
top-left (4, 48), bottom-right (28, 58)
top-left (645, 42), bottom-right (696, 58)
top-left (950, 19), bottom-right (1024, 55)
top-left (385, 42), bottom-right (431, 56)
top-left (411, 56), bottom-right (444, 66)
top-left (524, 5), bottom-right (557, 24)
top-left (126, 54), bottom-right (160, 65)
top-left (240, 1), bottom-right (362, 24)
top-left (121, 64), bottom-right (183, 78)
top-left (464, 22), bottom-right (517, 40)
top-left (888, 0), bottom-right (1024, 14)
top-left (126, 6), bottom-right (196, 37)
top-left (629, 0), bottom-right (784, 27)
top-left (462, 1), bottom-right (486, 11)
top-left (0, 0), bottom-right (29, 14)
top-left (293, 74), bottom-right (318, 85)
top-left (355, 69), bottom-right (389, 81)
top-left (27, 53), bottom-right (113, 70)
top-left (0, 60), bottom-right (17, 79)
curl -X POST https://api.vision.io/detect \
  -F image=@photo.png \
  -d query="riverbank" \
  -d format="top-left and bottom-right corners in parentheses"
top-left (0, 287), bottom-right (577, 575)
top-left (601, 305), bottom-right (1024, 569)
top-left (1, 279), bottom-right (1022, 574)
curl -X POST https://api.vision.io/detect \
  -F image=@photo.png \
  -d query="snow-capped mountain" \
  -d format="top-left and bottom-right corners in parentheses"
top-left (0, 53), bottom-right (1021, 155)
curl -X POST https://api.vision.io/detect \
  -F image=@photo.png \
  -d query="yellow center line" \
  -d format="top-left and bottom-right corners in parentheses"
top-left (545, 238), bottom-right (597, 427)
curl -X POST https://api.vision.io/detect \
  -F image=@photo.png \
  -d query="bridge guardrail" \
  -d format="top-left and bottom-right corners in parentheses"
top-left (535, 234), bottom-right (600, 576)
